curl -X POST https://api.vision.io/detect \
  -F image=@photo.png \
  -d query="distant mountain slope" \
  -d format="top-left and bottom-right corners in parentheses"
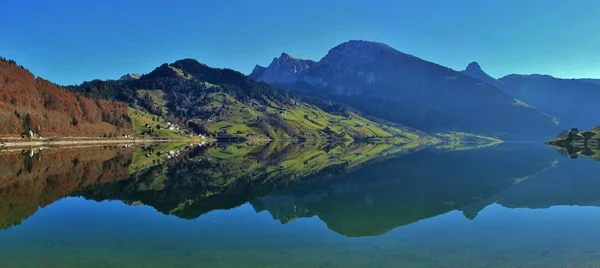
top-left (462, 62), bottom-right (600, 130)
top-left (73, 59), bottom-right (425, 141)
top-left (0, 58), bottom-right (131, 137)
top-left (253, 40), bottom-right (558, 139)
top-left (579, 79), bottom-right (600, 86)
top-left (497, 74), bottom-right (600, 129)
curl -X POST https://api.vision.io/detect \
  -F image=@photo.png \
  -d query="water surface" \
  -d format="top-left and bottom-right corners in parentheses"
top-left (1, 142), bottom-right (599, 267)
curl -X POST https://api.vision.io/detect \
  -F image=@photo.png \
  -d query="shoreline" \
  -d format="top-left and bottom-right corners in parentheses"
top-left (0, 137), bottom-right (206, 148)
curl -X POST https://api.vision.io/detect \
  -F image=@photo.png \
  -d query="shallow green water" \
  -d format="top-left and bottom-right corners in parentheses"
top-left (1, 142), bottom-right (600, 267)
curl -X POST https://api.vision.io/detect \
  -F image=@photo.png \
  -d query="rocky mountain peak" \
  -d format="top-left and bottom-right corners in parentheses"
top-left (462, 61), bottom-right (501, 87)
top-left (279, 52), bottom-right (297, 61)
top-left (324, 40), bottom-right (400, 62)
top-left (119, 73), bottom-right (141, 81)
top-left (253, 52), bottom-right (315, 84)
top-left (249, 65), bottom-right (266, 80)
top-left (465, 61), bottom-right (482, 72)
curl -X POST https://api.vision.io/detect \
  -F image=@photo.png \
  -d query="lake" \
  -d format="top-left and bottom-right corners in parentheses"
top-left (1, 141), bottom-right (599, 267)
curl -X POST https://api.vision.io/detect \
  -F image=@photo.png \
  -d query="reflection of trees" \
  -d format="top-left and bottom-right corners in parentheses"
top-left (0, 147), bottom-right (133, 230)
top-left (76, 142), bottom-right (425, 220)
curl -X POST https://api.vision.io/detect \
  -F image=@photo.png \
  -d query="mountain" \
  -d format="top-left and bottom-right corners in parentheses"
top-left (250, 53), bottom-right (315, 83)
top-left (73, 58), bottom-right (425, 141)
top-left (461, 61), bottom-right (504, 89)
top-left (0, 58), bottom-right (131, 137)
top-left (253, 40), bottom-right (558, 139)
top-left (496, 74), bottom-right (600, 129)
top-left (248, 65), bottom-right (266, 80)
top-left (461, 62), bottom-right (600, 130)
top-left (119, 73), bottom-right (141, 81)
top-left (579, 79), bottom-right (600, 86)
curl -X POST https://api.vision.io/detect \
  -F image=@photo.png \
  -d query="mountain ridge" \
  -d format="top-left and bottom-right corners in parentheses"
top-left (72, 58), bottom-right (426, 141)
top-left (462, 62), bottom-right (600, 130)
top-left (252, 40), bottom-right (558, 139)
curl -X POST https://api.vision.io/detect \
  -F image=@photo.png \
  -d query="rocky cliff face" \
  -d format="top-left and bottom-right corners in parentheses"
top-left (250, 53), bottom-right (315, 84)
top-left (248, 65), bottom-right (266, 80)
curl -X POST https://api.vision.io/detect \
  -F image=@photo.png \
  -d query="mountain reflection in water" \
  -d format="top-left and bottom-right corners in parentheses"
top-left (2, 141), bottom-right (600, 267)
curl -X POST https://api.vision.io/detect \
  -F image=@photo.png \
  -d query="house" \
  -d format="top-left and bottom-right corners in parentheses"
top-left (167, 123), bottom-right (180, 130)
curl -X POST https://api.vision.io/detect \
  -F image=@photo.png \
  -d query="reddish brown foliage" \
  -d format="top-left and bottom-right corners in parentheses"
top-left (0, 59), bottom-right (132, 137)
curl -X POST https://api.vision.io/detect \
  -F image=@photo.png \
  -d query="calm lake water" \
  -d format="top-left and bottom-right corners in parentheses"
top-left (1, 142), bottom-right (599, 267)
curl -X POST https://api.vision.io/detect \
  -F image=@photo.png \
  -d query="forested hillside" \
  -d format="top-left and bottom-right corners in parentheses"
top-left (72, 59), bottom-right (425, 141)
top-left (0, 58), bottom-right (131, 137)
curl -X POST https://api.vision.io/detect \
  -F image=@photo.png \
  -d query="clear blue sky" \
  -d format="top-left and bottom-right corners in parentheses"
top-left (2, 0), bottom-right (600, 85)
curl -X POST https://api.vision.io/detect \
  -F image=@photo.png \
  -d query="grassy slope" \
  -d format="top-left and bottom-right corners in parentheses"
top-left (128, 108), bottom-right (190, 139)
top-left (203, 91), bottom-right (427, 142)
top-left (131, 63), bottom-right (428, 141)
top-left (132, 85), bottom-right (413, 142)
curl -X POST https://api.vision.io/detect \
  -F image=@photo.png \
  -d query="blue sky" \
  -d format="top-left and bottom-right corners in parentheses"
top-left (2, 0), bottom-right (600, 85)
